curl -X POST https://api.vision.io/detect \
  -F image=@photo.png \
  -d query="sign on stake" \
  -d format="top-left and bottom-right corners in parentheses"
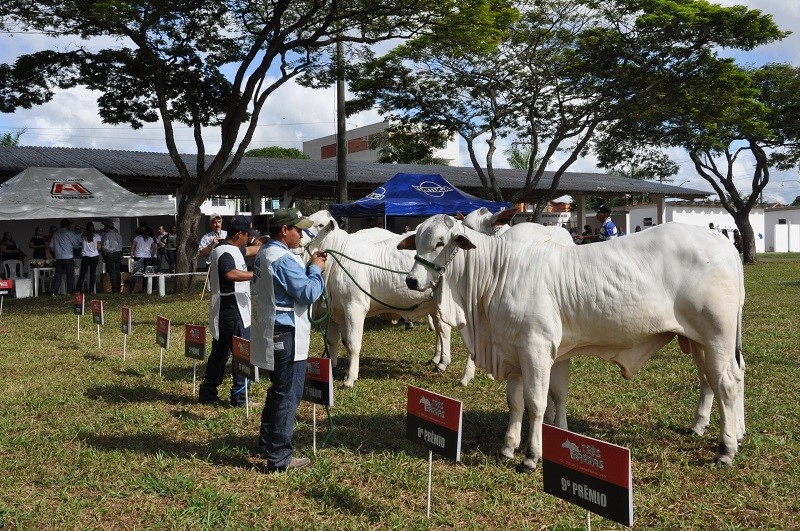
top-left (73, 293), bottom-right (85, 340)
top-left (232, 336), bottom-right (258, 418)
top-left (303, 357), bottom-right (334, 456)
top-left (0, 279), bottom-right (12, 315)
top-left (91, 299), bottom-right (104, 349)
top-left (542, 424), bottom-right (633, 528)
top-left (184, 324), bottom-right (207, 397)
top-left (406, 385), bottom-right (463, 518)
top-left (155, 315), bottom-right (171, 377)
top-left (121, 306), bottom-right (132, 361)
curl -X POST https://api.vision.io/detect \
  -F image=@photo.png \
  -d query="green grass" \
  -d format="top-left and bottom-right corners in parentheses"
top-left (0, 256), bottom-right (799, 530)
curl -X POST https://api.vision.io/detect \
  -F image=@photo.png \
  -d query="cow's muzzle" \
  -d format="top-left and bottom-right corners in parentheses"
top-left (406, 276), bottom-right (419, 290)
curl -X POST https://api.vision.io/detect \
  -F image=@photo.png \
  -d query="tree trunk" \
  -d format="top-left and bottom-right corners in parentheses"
top-left (735, 214), bottom-right (757, 264)
top-left (174, 185), bottom-right (207, 291)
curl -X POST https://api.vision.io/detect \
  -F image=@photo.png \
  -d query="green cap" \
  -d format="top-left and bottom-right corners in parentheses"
top-left (271, 208), bottom-right (313, 229)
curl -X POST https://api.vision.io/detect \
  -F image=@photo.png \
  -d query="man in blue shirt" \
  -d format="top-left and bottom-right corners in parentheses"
top-left (49, 218), bottom-right (82, 296)
top-left (251, 208), bottom-right (327, 472)
top-left (578, 205), bottom-right (619, 243)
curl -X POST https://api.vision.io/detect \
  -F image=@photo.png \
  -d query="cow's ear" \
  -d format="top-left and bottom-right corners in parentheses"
top-left (491, 207), bottom-right (518, 227)
top-left (327, 220), bottom-right (336, 230)
top-left (454, 212), bottom-right (465, 221)
top-left (454, 235), bottom-right (476, 250)
top-left (397, 234), bottom-right (417, 251)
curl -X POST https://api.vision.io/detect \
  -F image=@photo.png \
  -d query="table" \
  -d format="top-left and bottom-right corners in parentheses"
top-left (32, 267), bottom-right (54, 297)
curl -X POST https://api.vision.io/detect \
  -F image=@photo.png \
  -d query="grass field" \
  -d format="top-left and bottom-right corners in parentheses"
top-left (0, 256), bottom-right (798, 530)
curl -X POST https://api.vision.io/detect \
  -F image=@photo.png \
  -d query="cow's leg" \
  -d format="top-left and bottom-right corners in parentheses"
top-left (430, 314), bottom-right (451, 372)
top-left (517, 352), bottom-right (552, 473)
top-left (500, 368), bottom-right (524, 462)
top-left (340, 311), bottom-right (366, 388)
top-left (703, 343), bottom-right (744, 466)
top-left (545, 360), bottom-right (570, 430)
top-left (735, 354), bottom-right (746, 442)
top-left (688, 344), bottom-right (713, 436)
top-left (459, 356), bottom-right (476, 387)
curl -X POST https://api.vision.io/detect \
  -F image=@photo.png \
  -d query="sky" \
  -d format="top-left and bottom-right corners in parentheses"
top-left (1, 0), bottom-right (800, 204)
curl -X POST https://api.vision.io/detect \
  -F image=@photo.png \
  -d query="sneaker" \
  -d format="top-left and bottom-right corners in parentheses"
top-left (265, 456), bottom-right (311, 473)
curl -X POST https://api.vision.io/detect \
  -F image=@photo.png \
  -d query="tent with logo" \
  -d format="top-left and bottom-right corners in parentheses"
top-left (329, 172), bottom-right (509, 218)
top-left (0, 167), bottom-right (175, 220)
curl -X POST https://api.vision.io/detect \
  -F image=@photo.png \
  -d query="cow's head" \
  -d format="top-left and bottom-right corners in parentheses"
top-left (461, 207), bottom-right (517, 235)
top-left (299, 210), bottom-right (337, 249)
top-left (398, 214), bottom-right (475, 291)
top-left (305, 219), bottom-right (337, 256)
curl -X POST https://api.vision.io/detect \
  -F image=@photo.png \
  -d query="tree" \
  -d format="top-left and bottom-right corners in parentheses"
top-left (367, 123), bottom-right (450, 165)
top-left (244, 146), bottom-right (309, 159)
top-left (0, 1), bottom-right (481, 277)
top-left (350, 0), bottom-right (785, 219)
top-left (0, 129), bottom-right (25, 146)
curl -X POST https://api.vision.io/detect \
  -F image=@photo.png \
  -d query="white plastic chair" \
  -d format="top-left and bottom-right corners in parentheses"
top-left (3, 259), bottom-right (33, 298)
top-left (3, 259), bottom-right (25, 279)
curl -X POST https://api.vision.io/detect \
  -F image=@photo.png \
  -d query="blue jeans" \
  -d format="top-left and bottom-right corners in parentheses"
top-left (51, 258), bottom-right (74, 295)
top-left (199, 316), bottom-right (249, 405)
top-left (258, 329), bottom-right (307, 471)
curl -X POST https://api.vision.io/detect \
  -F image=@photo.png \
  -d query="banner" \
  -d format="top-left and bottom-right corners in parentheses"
top-left (91, 299), bottom-right (104, 325)
top-left (0, 279), bottom-right (12, 296)
top-left (155, 315), bottom-right (170, 349)
top-left (406, 385), bottom-right (462, 462)
top-left (232, 336), bottom-right (259, 382)
top-left (72, 292), bottom-right (85, 315)
top-left (184, 324), bottom-right (206, 361)
top-left (303, 357), bottom-right (334, 407)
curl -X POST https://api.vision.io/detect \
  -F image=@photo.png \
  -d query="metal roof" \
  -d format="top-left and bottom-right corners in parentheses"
top-left (0, 146), bottom-right (709, 201)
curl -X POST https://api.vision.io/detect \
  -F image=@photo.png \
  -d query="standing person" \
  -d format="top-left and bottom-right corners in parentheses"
top-left (71, 223), bottom-right (83, 259)
top-left (199, 215), bottom-right (261, 407)
top-left (130, 226), bottom-right (156, 293)
top-left (101, 220), bottom-right (124, 293)
top-left (577, 205), bottom-right (618, 243)
top-left (252, 208), bottom-right (327, 473)
top-left (733, 229), bottom-right (743, 253)
top-left (29, 227), bottom-right (48, 260)
top-left (198, 214), bottom-right (226, 267)
top-left (156, 225), bottom-right (168, 271)
top-left (75, 222), bottom-right (103, 294)
top-left (50, 219), bottom-right (81, 296)
top-left (165, 224), bottom-right (178, 273)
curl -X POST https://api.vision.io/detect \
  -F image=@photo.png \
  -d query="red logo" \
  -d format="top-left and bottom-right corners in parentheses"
top-left (51, 182), bottom-right (93, 198)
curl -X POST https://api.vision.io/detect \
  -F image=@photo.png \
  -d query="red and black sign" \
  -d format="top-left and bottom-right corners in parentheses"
top-left (121, 306), bottom-right (132, 335)
top-left (184, 324), bottom-right (206, 361)
top-left (542, 424), bottom-right (633, 527)
top-left (0, 279), bottom-right (13, 296)
top-left (72, 292), bottom-right (85, 316)
top-left (155, 315), bottom-right (170, 349)
top-left (232, 335), bottom-right (259, 382)
top-left (91, 299), bottom-right (104, 325)
top-left (406, 385), bottom-right (463, 462)
top-left (303, 357), bottom-right (334, 407)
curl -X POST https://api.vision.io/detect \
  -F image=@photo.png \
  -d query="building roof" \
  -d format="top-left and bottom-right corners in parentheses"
top-left (0, 146), bottom-right (709, 201)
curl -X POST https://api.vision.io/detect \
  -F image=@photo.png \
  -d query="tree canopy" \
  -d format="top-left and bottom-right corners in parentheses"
top-left (0, 0), bottom-right (507, 275)
top-left (244, 146), bottom-right (309, 159)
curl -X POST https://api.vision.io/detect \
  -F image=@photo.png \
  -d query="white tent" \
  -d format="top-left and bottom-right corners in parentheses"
top-left (0, 167), bottom-right (175, 220)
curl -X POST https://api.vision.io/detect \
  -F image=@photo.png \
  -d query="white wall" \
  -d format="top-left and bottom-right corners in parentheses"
top-left (766, 205), bottom-right (800, 252)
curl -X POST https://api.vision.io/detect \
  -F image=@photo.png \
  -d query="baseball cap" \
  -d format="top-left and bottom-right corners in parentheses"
top-left (596, 205), bottom-right (612, 214)
top-left (271, 208), bottom-right (313, 230)
top-left (209, 213), bottom-right (222, 221)
top-left (227, 215), bottom-right (259, 238)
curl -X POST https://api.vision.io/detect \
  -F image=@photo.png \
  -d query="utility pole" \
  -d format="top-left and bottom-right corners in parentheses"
top-left (336, 38), bottom-right (348, 208)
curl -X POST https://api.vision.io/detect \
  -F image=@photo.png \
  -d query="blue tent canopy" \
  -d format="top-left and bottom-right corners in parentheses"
top-left (329, 173), bottom-right (509, 217)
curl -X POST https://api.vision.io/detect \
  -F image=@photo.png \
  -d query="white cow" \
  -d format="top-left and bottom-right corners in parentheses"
top-left (307, 219), bottom-right (452, 387)
top-left (400, 216), bottom-right (745, 469)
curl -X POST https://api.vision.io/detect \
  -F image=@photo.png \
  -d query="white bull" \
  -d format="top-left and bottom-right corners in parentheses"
top-left (307, 219), bottom-right (452, 387)
top-left (400, 216), bottom-right (745, 469)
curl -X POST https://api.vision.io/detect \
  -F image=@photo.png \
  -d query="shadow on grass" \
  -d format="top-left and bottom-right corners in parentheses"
top-left (85, 383), bottom-right (193, 405)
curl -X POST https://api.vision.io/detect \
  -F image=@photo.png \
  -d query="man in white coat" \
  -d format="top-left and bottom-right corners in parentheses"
top-left (199, 215), bottom-right (260, 407)
top-left (251, 208), bottom-right (327, 472)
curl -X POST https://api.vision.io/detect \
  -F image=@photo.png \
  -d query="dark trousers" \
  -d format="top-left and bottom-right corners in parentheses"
top-left (199, 316), bottom-right (249, 405)
top-left (104, 251), bottom-right (123, 293)
top-left (166, 249), bottom-right (176, 273)
top-left (51, 258), bottom-right (74, 295)
top-left (76, 255), bottom-right (99, 294)
top-left (258, 329), bottom-right (307, 471)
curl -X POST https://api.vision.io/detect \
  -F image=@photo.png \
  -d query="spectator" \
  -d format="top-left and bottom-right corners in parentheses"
top-left (75, 222), bottom-right (102, 294)
top-left (165, 224), bottom-right (178, 273)
top-left (721, 228), bottom-right (729, 239)
top-left (156, 225), bottom-right (168, 271)
top-left (130, 226), bottom-right (157, 293)
top-left (199, 215), bottom-right (260, 407)
top-left (577, 205), bottom-right (618, 243)
top-left (570, 227), bottom-right (581, 245)
top-left (29, 227), bottom-right (48, 260)
top-left (72, 224), bottom-right (83, 259)
top-left (709, 222), bottom-right (716, 230)
top-left (580, 224), bottom-right (593, 244)
top-left (198, 213), bottom-right (226, 267)
top-left (101, 220), bottom-right (124, 293)
top-left (252, 208), bottom-right (327, 473)
top-left (634, 225), bottom-right (642, 233)
top-left (50, 219), bottom-right (81, 296)
top-left (1, 231), bottom-right (26, 262)
top-left (733, 229), bottom-right (743, 253)
top-left (44, 225), bottom-right (57, 248)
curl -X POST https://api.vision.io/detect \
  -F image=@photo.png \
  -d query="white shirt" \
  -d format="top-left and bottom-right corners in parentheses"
top-left (81, 234), bottom-right (102, 258)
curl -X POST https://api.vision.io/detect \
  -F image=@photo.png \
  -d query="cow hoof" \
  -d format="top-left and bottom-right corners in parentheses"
top-left (497, 452), bottom-right (515, 464)
top-left (685, 427), bottom-right (704, 437)
top-left (713, 455), bottom-right (734, 467)
top-left (458, 378), bottom-right (471, 387)
top-left (342, 378), bottom-right (355, 388)
top-left (435, 363), bottom-right (448, 372)
top-left (515, 462), bottom-right (536, 474)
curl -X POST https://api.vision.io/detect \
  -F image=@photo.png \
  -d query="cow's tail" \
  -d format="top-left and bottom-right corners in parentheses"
top-left (735, 257), bottom-right (745, 370)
